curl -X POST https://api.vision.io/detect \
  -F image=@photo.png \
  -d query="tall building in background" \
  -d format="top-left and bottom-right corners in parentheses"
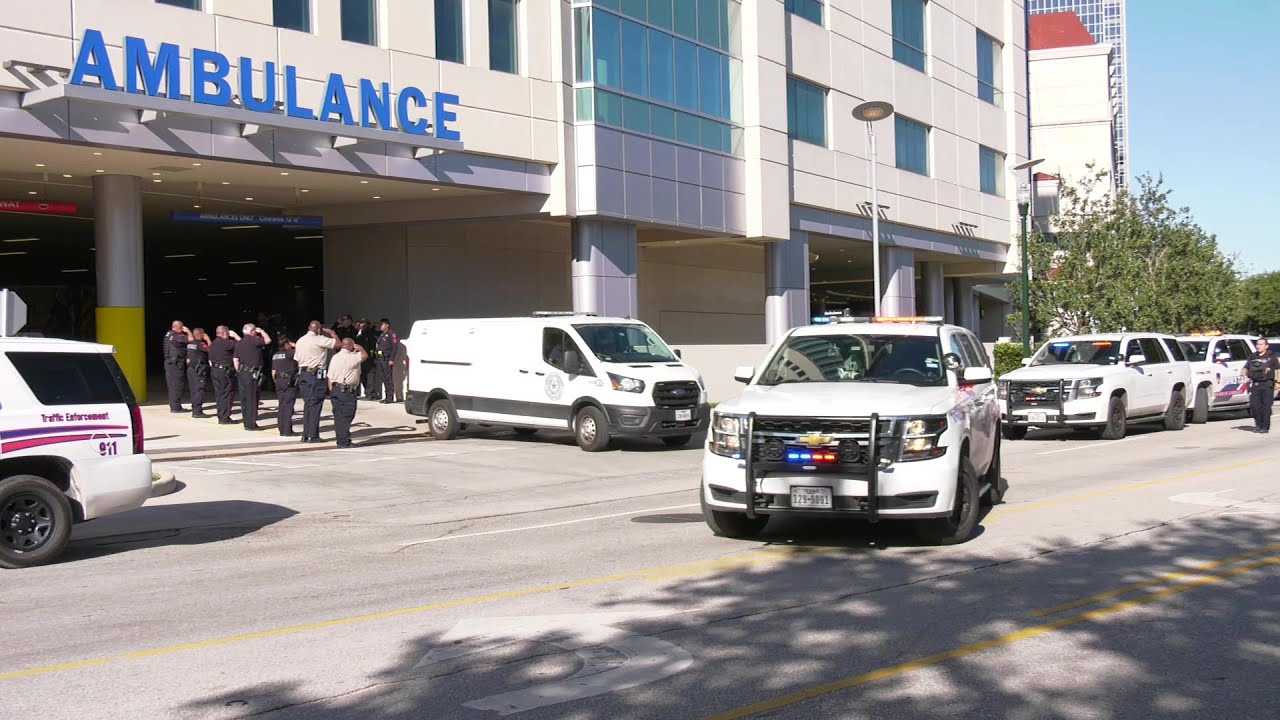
top-left (1028, 0), bottom-right (1128, 189)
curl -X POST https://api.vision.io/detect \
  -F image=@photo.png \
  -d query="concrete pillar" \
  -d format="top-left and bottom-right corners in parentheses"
top-left (572, 218), bottom-right (638, 318)
top-left (943, 278), bottom-right (956, 325)
top-left (93, 175), bottom-right (146, 399)
top-left (919, 261), bottom-right (945, 318)
top-left (953, 278), bottom-right (976, 332)
top-left (765, 231), bottom-right (810, 343)
top-left (879, 246), bottom-right (915, 317)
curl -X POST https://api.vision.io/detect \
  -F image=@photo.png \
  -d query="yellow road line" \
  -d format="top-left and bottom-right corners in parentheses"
top-left (702, 551), bottom-right (1280, 720)
top-left (1030, 542), bottom-right (1280, 617)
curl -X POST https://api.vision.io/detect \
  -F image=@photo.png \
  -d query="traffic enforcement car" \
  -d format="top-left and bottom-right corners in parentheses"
top-left (702, 316), bottom-right (1003, 545)
top-left (1175, 333), bottom-right (1257, 422)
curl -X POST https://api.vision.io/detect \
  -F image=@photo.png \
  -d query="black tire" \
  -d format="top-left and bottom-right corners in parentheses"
top-left (1190, 385), bottom-right (1210, 424)
top-left (512, 427), bottom-right (538, 437)
top-left (1099, 395), bottom-right (1127, 440)
top-left (0, 475), bottom-right (74, 570)
top-left (917, 458), bottom-right (981, 545)
top-left (661, 435), bottom-right (694, 448)
top-left (981, 436), bottom-right (1007, 506)
top-left (1002, 425), bottom-right (1028, 441)
top-left (427, 399), bottom-right (460, 441)
top-left (701, 492), bottom-right (769, 539)
top-left (1163, 389), bottom-right (1187, 431)
top-left (574, 406), bottom-right (611, 452)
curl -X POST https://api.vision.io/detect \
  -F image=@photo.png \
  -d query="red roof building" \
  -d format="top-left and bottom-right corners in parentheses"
top-left (1029, 12), bottom-right (1097, 51)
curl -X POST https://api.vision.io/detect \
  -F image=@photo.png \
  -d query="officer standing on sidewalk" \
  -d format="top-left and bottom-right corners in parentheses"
top-left (294, 321), bottom-right (340, 443)
top-left (272, 336), bottom-right (300, 437)
top-left (163, 320), bottom-right (190, 413)
top-left (374, 318), bottom-right (399, 404)
top-left (186, 328), bottom-right (212, 418)
top-left (208, 326), bottom-right (238, 425)
top-left (234, 323), bottom-right (272, 431)
top-left (355, 318), bottom-right (379, 399)
top-left (1246, 337), bottom-right (1280, 433)
top-left (327, 337), bottom-right (368, 448)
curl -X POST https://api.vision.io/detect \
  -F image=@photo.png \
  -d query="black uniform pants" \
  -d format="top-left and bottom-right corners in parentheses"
top-left (298, 371), bottom-right (325, 439)
top-left (331, 387), bottom-right (357, 446)
top-left (164, 360), bottom-right (187, 412)
top-left (276, 383), bottom-right (298, 436)
top-left (361, 362), bottom-right (379, 399)
top-left (377, 359), bottom-right (395, 401)
top-left (239, 369), bottom-right (261, 429)
top-left (212, 366), bottom-right (234, 422)
top-left (187, 365), bottom-right (209, 415)
top-left (1250, 385), bottom-right (1274, 430)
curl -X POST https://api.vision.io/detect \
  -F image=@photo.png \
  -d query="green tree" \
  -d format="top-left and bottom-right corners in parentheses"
top-left (1235, 272), bottom-right (1280, 335)
top-left (1010, 171), bottom-right (1240, 339)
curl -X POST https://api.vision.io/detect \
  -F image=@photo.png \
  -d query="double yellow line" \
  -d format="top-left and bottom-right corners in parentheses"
top-left (703, 542), bottom-right (1280, 720)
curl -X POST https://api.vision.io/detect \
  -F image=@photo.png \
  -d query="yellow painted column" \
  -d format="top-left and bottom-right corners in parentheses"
top-left (93, 175), bottom-right (147, 400)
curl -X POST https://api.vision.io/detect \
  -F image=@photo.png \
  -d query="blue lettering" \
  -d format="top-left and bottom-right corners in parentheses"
top-left (318, 73), bottom-right (354, 125)
top-left (434, 92), bottom-right (461, 142)
top-left (125, 36), bottom-right (181, 98)
top-left (70, 29), bottom-right (119, 91)
top-left (359, 80), bottom-right (392, 130)
top-left (396, 87), bottom-right (430, 136)
top-left (238, 57), bottom-right (277, 113)
top-left (284, 65), bottom-right (316, 120)
top-left (191, 48), bottom-right (232, 106)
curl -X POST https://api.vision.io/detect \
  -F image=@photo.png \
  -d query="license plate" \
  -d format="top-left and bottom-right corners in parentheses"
top-left (1027, 412), bottom-right (1047, 424)
top-left (675, 409), bottom-right (692, 421)
top-left (791, 486), bottom-right (833, 509)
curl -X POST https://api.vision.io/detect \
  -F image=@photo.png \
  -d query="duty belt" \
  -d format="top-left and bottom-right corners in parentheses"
top-left (333, 383), bottom-right (357, 393)
top-left (213, 363), bottom-right (233, 371)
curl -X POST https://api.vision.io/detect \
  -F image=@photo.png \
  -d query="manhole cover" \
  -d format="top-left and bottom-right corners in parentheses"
top-left (631, 513), bottom-right (703, 524)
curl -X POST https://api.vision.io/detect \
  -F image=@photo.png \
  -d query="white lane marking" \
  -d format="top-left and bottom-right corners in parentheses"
top-left (414, 613), bottom-right (693, 716)
top-left (1170, 490), bottom-right (1280, 515)
top-left (162, 464), bottom-right (243, 476)
top-left (398, 502), bottom-right (700, 547)
top-left (209, 458), bottom-right (315, 468)
top-left (1036, 440), bottom-right (1120, 455)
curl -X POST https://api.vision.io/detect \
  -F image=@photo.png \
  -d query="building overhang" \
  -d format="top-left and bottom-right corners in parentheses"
top-left (790, 205), bottom-right (1009, 264)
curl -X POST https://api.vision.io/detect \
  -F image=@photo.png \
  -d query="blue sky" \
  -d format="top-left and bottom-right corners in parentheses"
top-left (1127, 0), bottom-right (1280, 275)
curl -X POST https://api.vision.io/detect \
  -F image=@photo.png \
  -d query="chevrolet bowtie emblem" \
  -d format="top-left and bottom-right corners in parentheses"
top-left (797, 433), bottom-right (833, 448)
top-left (1031, 386), bottom-right (1048, 394)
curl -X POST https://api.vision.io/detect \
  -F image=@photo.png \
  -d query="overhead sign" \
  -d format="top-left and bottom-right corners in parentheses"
top-left (170, 212), bottom-right (323, 227)
top-left (0, 289), bottom-right (29, 337)
top-left (0, 200), bottom-right (79, 215)
top-left (69, 29), bottom-right (461, 142)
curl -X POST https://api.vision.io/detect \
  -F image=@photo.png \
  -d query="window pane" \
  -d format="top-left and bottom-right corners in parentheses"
top-left (895, 116), bottom-right (929, 175)
top-left (156, 0), bottom-right (200, 8)
top-left (980, 147), bottom-right (997, 195)
top-left (786, 0), bottom-right (823, 25)
top-left (489, 0), bottom-right (518, 74)
top-left (593, 9), bottom-right (622, 89)
top-left (649, 0), bottom-right (673, 30)
top-left (651, 105), bottom-right (676, 139)
top-left (621, 19), bottom-right (648, 95)
top-left (649, 30), bottom-right (674, 104)
top-left (891, 0), bottom-right (925, 71)
top-left (674, 0), bottom-right (698, 39)
top-left (623, 96), bottom-right (650, 133)
top-left (700, 116), bottom-right (722, 153)
top-left (676, 111), bottom-right (700, 146)
top-left (341, 0), bottom-right (376, 45)
top-left (674, 39), bottom-right (699, 110)
top-left (621, 0), bottom-right (647, 20)
top-left (698, 46), bottom-right (720, 116)
top-left (596, 89), bottom-right (623, 126)
top-left (273, 0), bottom-right (310, 32)
top-left (719, 54), bottom-right (731, 121)
top-left (437, 0), bottom-right (465, 63)
top-left (786, 76), bottom-right (826, 146)
top-left (697, 0), bottom-right (720, 47)
top-left (7, 353), bottom-right (128, 406)
top-left (576, 87), bottom-right (594, 122)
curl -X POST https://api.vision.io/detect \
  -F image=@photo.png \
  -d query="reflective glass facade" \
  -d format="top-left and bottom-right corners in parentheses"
top-left (895, 116), bottom-right (929, 176)
top-left (573, 0), bottom-right (743, 156)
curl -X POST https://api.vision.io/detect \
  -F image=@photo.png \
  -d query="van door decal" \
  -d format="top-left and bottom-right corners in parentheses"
top-left (545, 372), bottom-right (565, 401)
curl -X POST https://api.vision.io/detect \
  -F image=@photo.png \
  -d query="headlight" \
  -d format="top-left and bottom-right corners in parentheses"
top-left (608, 373), bottom-right (645, 393)
top-left (997, 381), bottom-right (1009, 400)
top-left (899, 416), bottom-right (948, 462)
top-left (710, 413), bottom-right (746, 458)
top-left (1073, 378), bottom-right (1103, 399)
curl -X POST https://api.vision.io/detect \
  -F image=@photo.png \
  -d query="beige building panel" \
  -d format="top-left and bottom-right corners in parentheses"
top-left (0, 29), bottom-right (74, 92)
top-left (278, 24), bottom-right (392, 85)
top-left (389, 52), bottom-right (443, 97)
top-left (789, 18), bottom-right (831, 88)
top-left (385, 0), bottom-right (437, 58)
top-left (440, 60), bottom-right (532, 117)
top-left (2, 0), bottom-right (72, 36)
top-left (74, 0), bottom-right (217, 55)
top-left (207, 0), bottom-right (271, 25)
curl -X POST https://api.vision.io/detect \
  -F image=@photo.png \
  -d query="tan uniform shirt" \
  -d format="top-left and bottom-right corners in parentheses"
top-left (327, 349), bottom-right (363, 386)
top-left (294, 332), bottom-right (337, 370)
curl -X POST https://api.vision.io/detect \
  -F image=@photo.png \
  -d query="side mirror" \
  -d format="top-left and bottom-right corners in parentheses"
top-left (563, 349), bottom-right (583, 375)
top-left (943, 353), bottom-right (963, 372)
top-left (1126, 354), bottom-right (1146, 366)
top-left (1215, 352), bottom-right (1231, 361)
top-left (734, 366), bottom-right (755, 384)
top-left (961, 367), bottom-right (994, 384)
top-left (1020, 358), bottom-right (1032, 367)
top-left (674, 349), bottom-right (683, 360)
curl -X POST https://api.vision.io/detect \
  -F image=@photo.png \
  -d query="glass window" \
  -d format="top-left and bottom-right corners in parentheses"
top-left (7, 352), bottom-right (132, 406)
top-left (1180, 340), bottom-right (1208, 362)
top-left (674, 0), bottom-right (698, 39)
top-left (489, 0), bottom-right (518, 74)
top-left (979, 145), bottom-right (1003, 196)
top-left (621, 0), bottom-right (647, 20)
top-left (649, 0), bottom-right (673, 30)
top-left (341, 0), bottom-right (377, 45)
top-left (698, 46), bottom-right (720, 116)
top-left (674, 39), bottom-right (699, 110)
top-left (961, 334), bottom-right (990, 368)
top-left (156, 0), bottom-right (200, 8)
top-left (542, 329), bottom-right (591, 375)
top-left (575, 87), bottom-right (594, 122)
top-left (977, 31), bottom-right (1001, 105)
top-left (1030, 340), bottom-right (1121, 367)
top-left (649, 30), bottom-right (674, 104)
top-left (1164, 337), bottom-right (1186, 362)
top-left (757, 335), bottom-right (946, 387)
top-left (720, 54), bottom-right (731, 122)
top-left (573, 324), bottom-right (678, 363)
top-left (1227, 339), bottom-right (1252, 361)
top-left (437, 0), bottom-right (465, 64)
top-left (895, 115), bottom-right (929, 176)
top-left (595, 89), bottom-right (623, 125)
top-left (651, 105), bottom-right (676, 139)
top-left (1138, 338), bottom-right (1169, 364)
top-left (786, 0), bottom-right (823, 25)
top-left (892, 0), bottom-right (926, 72)
top-left (621, 19), bottom-right (648, 95)
top-left (623, 96), bottom-right (650, 133)
top-left (676, 111), bottom-right (700, 146)
top-left (786, 76), bottom-right (826, 147)
top-left (273, 0), bottom-right (309, 32)
top-left (593, 9), bottom-right (621, 89)
top-left (697, 0), bottom-right (720, 47)
top-left (700, 116), bottom-right (722, 153)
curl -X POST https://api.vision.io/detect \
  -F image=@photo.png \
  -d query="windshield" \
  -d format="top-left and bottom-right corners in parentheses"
top-left (573, 324), bottom-right (678, 364)
top-left (1180, 341), bottom-right (1209, 362)
top-left (1030, 340), bottom-right (1122, 366)
top-left (757, 334), bottom-right (946, 387)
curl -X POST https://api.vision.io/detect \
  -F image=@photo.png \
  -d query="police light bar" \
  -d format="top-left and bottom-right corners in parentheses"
top-left (532, 311), bottom-right (597, 317)
top-left (873, 316), bottom-right (944, 324)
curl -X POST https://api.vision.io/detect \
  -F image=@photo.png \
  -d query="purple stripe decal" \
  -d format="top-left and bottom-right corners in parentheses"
top-left (0, 424), bottom-right (129, 440)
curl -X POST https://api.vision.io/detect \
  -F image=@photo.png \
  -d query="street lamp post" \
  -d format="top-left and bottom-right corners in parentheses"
top-left (853, 101), bottom-right (895, 317)
top-left (1012, 158), bottom-right (1044, 356)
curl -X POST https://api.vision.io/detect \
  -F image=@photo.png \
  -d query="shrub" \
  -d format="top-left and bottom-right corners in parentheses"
top-left (993, 342), bottom-right (1025, 378)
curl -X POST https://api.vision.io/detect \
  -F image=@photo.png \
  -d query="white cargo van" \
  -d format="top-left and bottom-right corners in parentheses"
top-left (403, 314), bottom-right (709, 451)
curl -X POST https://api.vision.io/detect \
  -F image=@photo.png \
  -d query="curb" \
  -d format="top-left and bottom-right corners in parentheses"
top-left (151, 470), bottom-right (178, 498)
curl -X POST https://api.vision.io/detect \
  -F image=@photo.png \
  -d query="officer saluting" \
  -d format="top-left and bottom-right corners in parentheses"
top-left (374, 318), bottom-right (399, 404)
top-left (272, 336), bottom-right (300, 437)
top-left (327, 337), bottom-right (368, 448)
top-left (234, 323), bottom-right (272, 431)
top-left (163, 320), bottom-right (191, 413)
top-left (1246, 337), bottom-right (1280, 434)
top-left (294, 321), bottom-right (340, 443)
top-left (186, 328), bottom-right (212, 418)
top-left (207, 326), bottom-right (238, 425)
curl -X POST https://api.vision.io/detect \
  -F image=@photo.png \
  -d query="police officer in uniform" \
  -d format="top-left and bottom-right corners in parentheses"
top-left (207, 326), bottom-right (239, 425)
top-left (234, 323), bottom-right (272, 431)
top-left (294, 321), bottom-right (340, 443)
top-left (374, 318), bottom-right (399, 404)
top-left (163, 320), bottom-right (191, 413)
top-left (186, 328), bottom-right (212, 418)
top-left (1246, 337), bottom-right (1280, 433)
top-left (272, 336), bottom-right (300, 437)
top-left (327, 337), bottom-right (368, 448)
top-left (354, 319), bottom-right (379, 399)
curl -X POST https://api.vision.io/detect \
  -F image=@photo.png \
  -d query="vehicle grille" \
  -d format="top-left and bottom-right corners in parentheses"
top-left (1008, 381), bottom-right (1064, 409)
top-left (749, 416), bottom-right (897, 464)
top-left (652, 381), bottom-right (700, 408)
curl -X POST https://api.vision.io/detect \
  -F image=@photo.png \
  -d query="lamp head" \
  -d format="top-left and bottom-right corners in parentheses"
top-left (852, 100), bottom-right (895, 123)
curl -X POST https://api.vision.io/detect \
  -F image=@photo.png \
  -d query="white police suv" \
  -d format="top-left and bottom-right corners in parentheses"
top-left (1175, 333), bottom-right (1257, 422)
top-left (701, 316), bottom-right (1003, 545)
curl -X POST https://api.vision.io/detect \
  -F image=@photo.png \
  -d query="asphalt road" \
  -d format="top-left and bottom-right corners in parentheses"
top-left (3, 413), bottom-right (1279, 719)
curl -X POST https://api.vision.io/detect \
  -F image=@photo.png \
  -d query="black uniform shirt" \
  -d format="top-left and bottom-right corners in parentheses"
top-left (187, 339), bottom-right (209, 366)
top-left (272, 348), bottom-right (298, 376)
top-left (1246, 352), bottom-right (1279, 383)
top-left (234, 336), bottom-right (266, 368)
top-left (164, 331), bottom-right (189, 362)
top-left (375, 330), bottom-right (398, 356)
top-left (208, 337), bottom-right (236, 366)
